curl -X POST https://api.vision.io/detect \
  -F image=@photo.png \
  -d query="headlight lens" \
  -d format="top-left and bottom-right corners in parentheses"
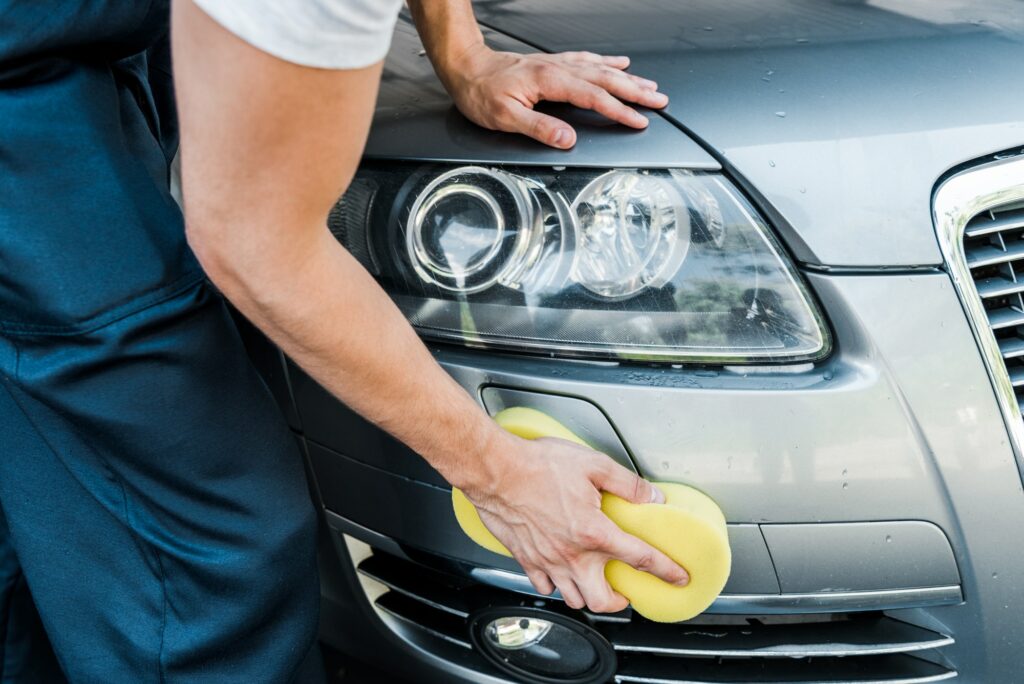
top-left (329, 163), bottom-right (830, 363)
top-left (573, 170), bottom-right (691, 299)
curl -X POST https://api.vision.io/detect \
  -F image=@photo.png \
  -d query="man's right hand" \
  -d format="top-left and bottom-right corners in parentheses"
top-left (462, 432), bottom-right (690, 613)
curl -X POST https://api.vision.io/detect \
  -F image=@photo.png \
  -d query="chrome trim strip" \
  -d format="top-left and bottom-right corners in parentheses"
top-left (470, 568), bottom-right (962, 614)
top-left (612, 635), bottom-right (955, 659)
top-left (336, 519), bottom-right (963, 616)
top-left (614, 671), bottom-right (958, 684)
top-left (934, 153), bottom-right (1024, 472)
top-left (707, 585), bottom-right (963, 614)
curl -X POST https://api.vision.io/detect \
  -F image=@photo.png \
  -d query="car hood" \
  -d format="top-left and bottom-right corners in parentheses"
top-left (369, 2), bottom-right (1024, 267)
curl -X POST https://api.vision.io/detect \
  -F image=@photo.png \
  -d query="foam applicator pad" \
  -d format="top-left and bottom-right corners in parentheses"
top-left (452, 407), bottom-right (731, 623)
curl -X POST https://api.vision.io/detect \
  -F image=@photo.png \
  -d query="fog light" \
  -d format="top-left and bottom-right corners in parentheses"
top-left (470, 608), bottom-right (616, 684)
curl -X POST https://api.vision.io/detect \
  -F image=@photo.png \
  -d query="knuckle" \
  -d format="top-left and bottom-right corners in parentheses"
top-left (578, 523), bottom-right (609, 549)
top-left (535, 63), bottom-right (560, 82)
top-left (634, 551), bottom-right (656, 572)
top-left (492, 101), bottom-right (516, 123)
top-left (529, 116), bottom-right (550, 140)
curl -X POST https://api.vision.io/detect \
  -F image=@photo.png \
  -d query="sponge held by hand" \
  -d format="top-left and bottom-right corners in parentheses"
top-left (451, 406), bottom-right (731, 623)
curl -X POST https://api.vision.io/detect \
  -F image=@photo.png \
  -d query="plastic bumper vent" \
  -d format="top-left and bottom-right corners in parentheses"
top-left (354, 546), bottom-right (957, 684)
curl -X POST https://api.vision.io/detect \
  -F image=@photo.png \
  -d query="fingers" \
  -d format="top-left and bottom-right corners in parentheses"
top-left (574, 562), bottom-right (630, 613)
top-left (579, 66), bottom-right (669, 110)
top-left (602, 55), bottom-right (631, 70)
top-left (524, 567), bottom-right (556, 596)
top-left (538, 70), bottom-right (649, 129)
top-left (550, 572), bottom-right (586, 610)
top-left (499, 100), bottom-right (577, 149)
top-left (593, 461), bottom-right (666, 505)
top-left (603, 527), bottom-right (690, 586)
top-left (546, 51), bottom-right (630, 71)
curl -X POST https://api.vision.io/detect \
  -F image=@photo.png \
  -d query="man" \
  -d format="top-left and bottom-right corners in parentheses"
top-left (0, 0), bottom-right (686, 681)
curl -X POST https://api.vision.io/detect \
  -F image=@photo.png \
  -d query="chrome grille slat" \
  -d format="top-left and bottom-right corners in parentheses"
top-left (965, 239), bottom-right (1024, 268)
top-left (973, 276), bottom-right (1024, 299)
top-left (964, 207), bottom-right (1024, 237)
top-left (606, 617), bottom-right (953, 658)
top-left (613, 652), bottom-right (957, 684)
top-left (947, 167), bottom-right (1024, 436)
top-left (986, 306), bottom-right (1024, 329)
top-left (999, 336), bottom-right (1024, 359)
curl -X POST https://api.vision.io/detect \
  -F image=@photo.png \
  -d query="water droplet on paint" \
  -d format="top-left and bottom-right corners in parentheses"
top-left (775, 111), bottom-right (787, 118)
top-left (842, 482), bottom-right (849, 490)
top-left (885, 535), bottom-right (892, 543)
top-left (768, 160), bottom-right (776, 167)
top-left (661, 461), bottom-right (671, 471)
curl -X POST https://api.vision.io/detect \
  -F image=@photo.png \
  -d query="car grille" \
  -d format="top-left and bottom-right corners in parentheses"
top-left (962, 202), bottom-right (1024, 409)
top-left (353, 545), bottom-right (957, 683)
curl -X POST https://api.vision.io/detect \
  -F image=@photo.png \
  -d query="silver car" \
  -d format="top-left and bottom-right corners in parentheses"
top-left (241, 2), bottom-right (1024, 682)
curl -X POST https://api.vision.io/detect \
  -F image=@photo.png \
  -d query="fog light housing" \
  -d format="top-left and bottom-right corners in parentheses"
top-left (469, 608), bottom-right (616, 684)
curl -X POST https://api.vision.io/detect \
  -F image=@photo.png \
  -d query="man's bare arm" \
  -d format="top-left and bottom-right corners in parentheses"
top-left (172, 0), bottom-right (687, 614)
top-left (407, 0), bottom-right (669, 149)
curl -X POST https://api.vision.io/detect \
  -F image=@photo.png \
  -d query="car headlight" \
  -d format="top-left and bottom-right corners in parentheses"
top-left (329, 163), bottom-right (830, 363)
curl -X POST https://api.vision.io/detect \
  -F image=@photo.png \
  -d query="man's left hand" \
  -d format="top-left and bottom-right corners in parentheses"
top-left (437, 44), bottom-right (669, 149)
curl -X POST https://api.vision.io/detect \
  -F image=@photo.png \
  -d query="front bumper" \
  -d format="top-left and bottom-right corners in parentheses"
top-left (264, 269), bottom-right (1024, 683)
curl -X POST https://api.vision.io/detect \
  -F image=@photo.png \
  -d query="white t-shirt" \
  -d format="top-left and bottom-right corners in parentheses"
top-left (193, 0), bottom-right (405, 69)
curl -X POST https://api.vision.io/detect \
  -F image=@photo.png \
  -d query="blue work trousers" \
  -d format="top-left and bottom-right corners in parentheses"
top-left (0, 3), bottom-right (322, 681)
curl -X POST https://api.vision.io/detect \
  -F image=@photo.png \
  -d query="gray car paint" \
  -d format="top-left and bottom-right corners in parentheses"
top-left (288, 2), bottom-right (1024, 681)
top-left (297, 270), bottom-right (1024, 677)
top-left (367, 1), bottom-right (1024, 267)
top-left (368, 19), bottom-right (719, 170)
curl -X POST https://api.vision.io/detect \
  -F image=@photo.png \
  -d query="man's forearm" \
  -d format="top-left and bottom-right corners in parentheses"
top-left (407, 0), bottom-right (483, 86)
top-left (173, 0), bottom-right (509, 495)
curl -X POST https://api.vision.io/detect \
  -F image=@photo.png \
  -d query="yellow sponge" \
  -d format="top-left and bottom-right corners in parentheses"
top-left (452, 407), bottom-right (731, 623)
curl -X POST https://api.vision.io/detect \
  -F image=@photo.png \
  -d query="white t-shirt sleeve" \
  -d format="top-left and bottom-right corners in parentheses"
top-left (192, 0), bottom-right (405, 69)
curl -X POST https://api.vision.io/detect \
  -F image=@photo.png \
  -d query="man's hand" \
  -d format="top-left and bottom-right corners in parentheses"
top-left (408, 0), bottom-right (668, 150)
top-left (439, 45), bottom-right (669, 149)
top-left (462, 434), bottom-right (689, 612)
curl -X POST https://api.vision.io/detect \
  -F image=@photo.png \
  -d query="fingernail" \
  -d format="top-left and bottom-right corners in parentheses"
top-left (552, 129), bottom-right (571, 147)
top-left (650, 485), bottom-right (666, 504)
top-left (651, 92), bottom-right (669, 106)
top-left (675, 574), bottom-right (690, 587)
top-left (639, 78), bottom-right (658, 90)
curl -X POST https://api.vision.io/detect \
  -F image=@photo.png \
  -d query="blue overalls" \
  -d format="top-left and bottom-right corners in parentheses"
top-left (0, 3), bottom-right (322, 681)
